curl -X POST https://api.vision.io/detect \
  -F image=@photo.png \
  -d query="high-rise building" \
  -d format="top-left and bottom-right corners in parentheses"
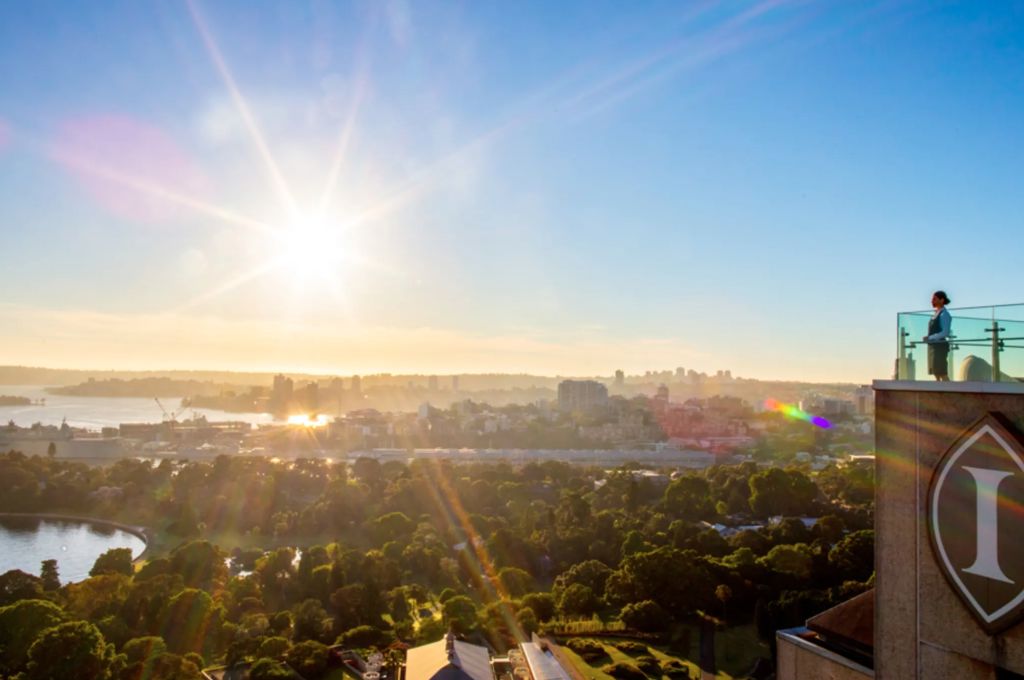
top-left (614, 369), bottom-right (625, 387)
top-left (428, 375), bottom-right (439, 391)
top-left (452, 375), bottom-right (460, 391)
top-left (270, 374), bottom-right (294, 415)
top-left (557, 379), bottom-right (609, 413)
top-left (300, 382), bottom-right (319, 411)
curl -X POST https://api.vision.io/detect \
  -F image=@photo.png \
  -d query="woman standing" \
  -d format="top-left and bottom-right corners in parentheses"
top-left (924, 291), bottom-right (952, 381)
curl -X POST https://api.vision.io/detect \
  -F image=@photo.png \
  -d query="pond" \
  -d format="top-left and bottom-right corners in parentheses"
top-left (0, 516), bottom-right (146, 584)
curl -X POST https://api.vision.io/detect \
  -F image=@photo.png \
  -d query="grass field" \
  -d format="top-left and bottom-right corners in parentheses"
top-left (555, 625), bottom-right (768, 680)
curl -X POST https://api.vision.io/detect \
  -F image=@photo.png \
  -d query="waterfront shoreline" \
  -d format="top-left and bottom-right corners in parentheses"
top-left (0, 512), bottom-right (150, 564)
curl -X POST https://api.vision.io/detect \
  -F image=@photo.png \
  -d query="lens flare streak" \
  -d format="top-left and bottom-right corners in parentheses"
top-left (186, 0), bottom-right (298, 218)
top-left (764, 398), bottom-right (831, 428)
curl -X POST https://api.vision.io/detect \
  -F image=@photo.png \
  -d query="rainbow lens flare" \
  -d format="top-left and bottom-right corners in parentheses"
top-left (764, 398), bottom-right (831, 429)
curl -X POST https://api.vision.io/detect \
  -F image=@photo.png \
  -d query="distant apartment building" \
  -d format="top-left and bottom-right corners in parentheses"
top-left (270, 374), bottom-right (294, 414)
top-left (854, 385), bottom-right (873, 415)
top-left (299, 381), bottom-right (319, 412)
top-left (821, 398), bottom-right (855, 416)
top-left (614, 369), bottom-right (625, 387)
top-left (330, 377), bottom-right (344, 398)
top-left (557, 379), bottom-right (608, 412)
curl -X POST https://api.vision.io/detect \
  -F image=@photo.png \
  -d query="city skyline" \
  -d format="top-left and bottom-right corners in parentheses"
top-left (2, 1), bottom-right (1022, 382)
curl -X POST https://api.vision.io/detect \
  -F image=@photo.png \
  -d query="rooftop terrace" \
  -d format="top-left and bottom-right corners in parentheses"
top-left (896, 302), bottom-right (1024, 382)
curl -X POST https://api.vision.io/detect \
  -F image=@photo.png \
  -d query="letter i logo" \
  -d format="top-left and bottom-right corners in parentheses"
top-left (960, 466), bottom-right (1013, 584)
top-left (929, 413), bottom-right (1024, 633)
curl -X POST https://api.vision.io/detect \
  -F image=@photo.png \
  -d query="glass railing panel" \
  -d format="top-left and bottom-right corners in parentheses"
top-left (895, 304), bottom-right (1024, 382)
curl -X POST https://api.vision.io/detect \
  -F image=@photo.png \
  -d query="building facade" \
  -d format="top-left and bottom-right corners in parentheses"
top-left (556, 379), bottom-right (609, 413)
top-left (778, 380), bottom-right (1024, 679)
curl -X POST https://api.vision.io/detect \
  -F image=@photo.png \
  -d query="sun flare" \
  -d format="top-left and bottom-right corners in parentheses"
top-left (275, 215), bottom-right (349, 284)
top-left (286, 414), bottom-right (329, 427)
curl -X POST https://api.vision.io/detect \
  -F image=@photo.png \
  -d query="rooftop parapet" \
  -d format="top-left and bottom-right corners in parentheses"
top-left (896, 303), bottom-right (1024, 382)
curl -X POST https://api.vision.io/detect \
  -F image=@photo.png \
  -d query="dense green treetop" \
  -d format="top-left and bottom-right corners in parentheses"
top-left (0, 449), bottom-right (874, 674)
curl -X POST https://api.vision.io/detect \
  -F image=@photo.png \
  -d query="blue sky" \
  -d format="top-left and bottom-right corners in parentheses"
top-left (0, 0), bottom-right (1021, 381)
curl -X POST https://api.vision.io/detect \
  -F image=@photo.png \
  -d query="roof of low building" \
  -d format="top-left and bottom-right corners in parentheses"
top-left (519, 635), bottom-right (572, 680)
top-left (406, 634), bottom-right (494, 680)
top-left (807, 588), bottom-right (874, 658)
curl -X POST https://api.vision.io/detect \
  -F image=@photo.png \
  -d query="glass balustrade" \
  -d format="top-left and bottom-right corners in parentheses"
top-left (895, 304), bottom-right (1024, 382)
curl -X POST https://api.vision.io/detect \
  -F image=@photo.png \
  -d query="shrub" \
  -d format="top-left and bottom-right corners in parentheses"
top-left (602, 662), bottom-right (647, 680)
top-left (565, 638), bottom-right (606, 663)
top-left (336, 625), bottom-right (388, 649)
top-left (520, 592), bottom-right (556, 621)
top-left (634, 655), bottom-right (660, 676)
top-left (249, 658), bottom-right (294, 680)
top-left (257, 636), bottom-right (291, 659)
top-left (285, 640), bottom-right (328, 679)
top-left (620, 600), bottom-right (670, 633)
top-left (661, 659), bottom-right (690, 679)
top-left (516, 607), bottom-right (539, 636)
top-left (614, 641), bottom-right (647, 656)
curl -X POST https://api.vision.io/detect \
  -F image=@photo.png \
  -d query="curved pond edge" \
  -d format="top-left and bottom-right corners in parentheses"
top-left (0, 512), bottom-right (151, 564)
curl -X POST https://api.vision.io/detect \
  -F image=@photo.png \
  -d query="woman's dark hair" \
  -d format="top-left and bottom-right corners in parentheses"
top-left (934, 290), bottom-right (951, 305)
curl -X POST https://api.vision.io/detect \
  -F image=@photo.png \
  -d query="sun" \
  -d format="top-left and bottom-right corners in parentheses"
top-left (287, 414), bottom-right (329, 427)
top-left (274, 215), bottom-right (349, 286)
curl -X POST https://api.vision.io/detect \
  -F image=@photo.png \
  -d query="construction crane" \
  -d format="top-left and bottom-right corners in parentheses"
top-left (154, 397), bottom-right (193, 423)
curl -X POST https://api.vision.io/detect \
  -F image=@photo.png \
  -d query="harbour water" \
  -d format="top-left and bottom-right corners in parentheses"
top-left (0, 517), bottom-right (147, 583)
top-left (0, 385), bottom-right (274, 429)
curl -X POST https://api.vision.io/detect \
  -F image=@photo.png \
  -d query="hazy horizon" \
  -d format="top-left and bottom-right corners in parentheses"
top-left (2, 1), bottom-right (1022, 384)
top-left (0, 361), bottom-right (859, 387)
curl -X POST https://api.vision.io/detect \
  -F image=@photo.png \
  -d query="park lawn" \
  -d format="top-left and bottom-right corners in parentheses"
top-left (601, 643), bottom-right (640, 667)
top-left (648, 623), bottom-right (768, 679)
top-left (710, 624), bottom-right (769, 675)
top-left (557, 645), bottom-right (615, 680)
top-left (558, 640), bottom-right (704, 680)
top-left (558, 628), bottom-right (767, 680)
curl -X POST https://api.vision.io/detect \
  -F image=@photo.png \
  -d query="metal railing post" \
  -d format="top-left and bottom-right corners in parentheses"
top-left (988, 322), bottom-right (1004, 382)
top-left (897, 326), bottom-right (911, 380)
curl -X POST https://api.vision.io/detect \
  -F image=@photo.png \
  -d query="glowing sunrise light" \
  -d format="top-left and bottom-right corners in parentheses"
top-left (287, 414), bottom-right (330, 427)
top-left (764, 398), bottom-right (831, 429)
top-left (273, 215), bottom-right (350, 284)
